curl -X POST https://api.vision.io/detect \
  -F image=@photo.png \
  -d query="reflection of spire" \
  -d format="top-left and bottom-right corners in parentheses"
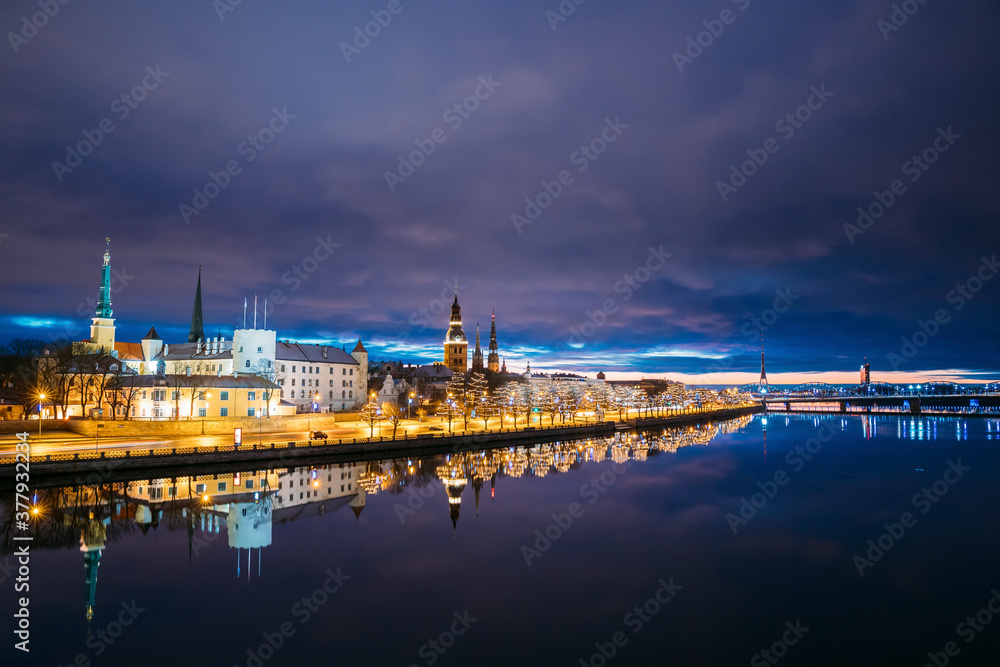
top-left (187, 512), bottom-right (195, 565)
top-left (81, 518), bottom-right (107, 633)
top-left (490, 472), bottom-right (496, 507)
top-left (84, 549), bottom-right (101, 631)
top-left (473, 477), bottom-right (483, 518)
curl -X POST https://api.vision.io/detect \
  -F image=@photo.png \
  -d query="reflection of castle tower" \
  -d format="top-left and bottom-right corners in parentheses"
top-left (90, 237), bottom-right (116, 353)
top-left (471, 323), bottom-right (484, 374)
top-left (227, 502), bottom-right (272, 550)
top-left (349, 489), bottom-right (367, 521)
top-left (487, 307), bottom-right (500, 372)
top-left (444, 295), bottom-right (468, 374)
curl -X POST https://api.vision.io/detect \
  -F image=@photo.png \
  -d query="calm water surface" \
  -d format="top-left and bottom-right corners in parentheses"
top-left (4, 414), bottom-right (1000, 666)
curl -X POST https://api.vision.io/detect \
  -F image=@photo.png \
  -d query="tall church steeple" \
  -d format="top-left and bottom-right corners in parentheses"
top-left (89, 238), bottom-right (116, 352)
top-left (472, 322), bottom-right (484, 373)
top-left (444, 293), bottom-right (468, 374)
top-left (487, 305), bottom-right (500, 372)
top-left (188, 267), bottom-right (204, 343)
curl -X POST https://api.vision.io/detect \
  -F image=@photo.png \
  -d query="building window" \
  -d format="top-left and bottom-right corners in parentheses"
top-left (218, 482), bottom-right (227, 492)
top-left (292, 365), bottom-right (296, 372)
top-left (342, 391), bottom-right (345, 399)
top-left (248, 407), bottom-right (255, 416)
top-left (292, 379), bottom-right (296, 386)
top-left (245, 360), bottom-right (251, 368)
top-left (220, 391), bottom-right (229, 400)
top-left (246, 480), bottom-right (254, 489)
top-left (329, 380), bottom-right (333, 387)
top-left (142, 390), bottom-right (147, 399)
top-left (220, 407), bottom-right (228, 417)
top-left (350, 369), bottom-right (354, 376)
top-left (257, 346), bottom-right (262, 353)
top-left (350, 380), bottom-right (353, 387)
top-left (198, 408), bottom-right (207, 417)
top-left (290, 390), bottom-right (295, 398)
top-left (349, 391), bottom-right (352, 399)
top-left (342, 368), bottom-right (346, 375)
top-left (195, 483), bottom-right (206, 493)
top-left (248, 391), bottom-right (256, 401)
top-left (329, 391), bottom-right (333, 398)
top-left (329, 368), bottom-right (333, 374)
top-left (281, 364), bottom-right (286, 372)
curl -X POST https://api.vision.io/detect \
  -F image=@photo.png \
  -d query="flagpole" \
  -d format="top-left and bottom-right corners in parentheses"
top-left (243, 297), bottom-right (247, 329)
top-left (253, 293), bottom-right (258, 329)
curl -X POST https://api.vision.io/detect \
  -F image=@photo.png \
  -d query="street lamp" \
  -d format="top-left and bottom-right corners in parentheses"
top-left (37, 393), bottom-right (45, 437)
top-left (408, 392), bottom-right (414, 420)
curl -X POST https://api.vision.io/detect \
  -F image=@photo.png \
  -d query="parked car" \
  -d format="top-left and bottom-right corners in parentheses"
top-left (428, 426), bottom-right (443, 431)
top-left (309, 430), bottom-right (328, 440)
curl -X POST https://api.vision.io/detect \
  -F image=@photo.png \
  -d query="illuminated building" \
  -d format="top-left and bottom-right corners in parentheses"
top-left (444, 294), bottom-right (468, 373)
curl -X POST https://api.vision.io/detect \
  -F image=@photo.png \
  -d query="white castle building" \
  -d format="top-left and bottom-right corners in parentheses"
top-left (80, 240), bottom-right (369, 414)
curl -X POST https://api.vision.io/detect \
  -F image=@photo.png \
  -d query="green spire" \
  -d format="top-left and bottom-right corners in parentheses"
top-left (95, 237), bottom-right (113, 318)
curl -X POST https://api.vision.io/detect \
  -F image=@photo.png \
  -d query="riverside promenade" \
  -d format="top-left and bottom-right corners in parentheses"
top-left (0, 405), bottom-right (763, 489)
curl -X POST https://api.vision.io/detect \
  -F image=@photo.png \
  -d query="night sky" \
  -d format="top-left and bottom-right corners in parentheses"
top-left (1, 0), bottom-right (998, 384)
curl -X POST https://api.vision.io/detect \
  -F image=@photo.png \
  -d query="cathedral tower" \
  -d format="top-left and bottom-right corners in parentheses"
top-left (444, 294), bottom-right (467, 373)
top-left (89, 237), bottom-right (116, 353)
top-left (487, 306), bottom-right (500, 372)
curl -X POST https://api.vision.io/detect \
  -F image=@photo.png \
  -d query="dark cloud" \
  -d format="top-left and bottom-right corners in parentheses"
top-left (1, 0), bottom-right (999, 381)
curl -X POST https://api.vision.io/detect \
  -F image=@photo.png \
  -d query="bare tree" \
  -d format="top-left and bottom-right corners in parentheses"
top-left (358, 400), bottom-right (381, 437)
top-left (381, 402), bottom-right (402, 439)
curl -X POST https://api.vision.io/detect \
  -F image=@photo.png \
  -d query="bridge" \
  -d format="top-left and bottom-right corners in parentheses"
top-left (763, 394), bottom-right (1000, 416)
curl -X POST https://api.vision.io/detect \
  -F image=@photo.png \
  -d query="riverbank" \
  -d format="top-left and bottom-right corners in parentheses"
top-left (0, 405), bottom-right (764, 488)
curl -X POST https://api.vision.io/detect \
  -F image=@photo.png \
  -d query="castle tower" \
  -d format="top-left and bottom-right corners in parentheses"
top-left (444, 294), bottom-right (468, 374)
top-left (188, 267), bottom-right (204, 343)
top-left (351, 339), bottom-right (369, 409)
top-left (487, 306), bottom-right (500, 372)
top-left (140, 326), bottom-right (163, 373)
top-left (471, 322), bottom-right (484, 373)
top-left (233, 329), bottom-right (276, 376)
top-left (89, 237), bottom-right (116, 353)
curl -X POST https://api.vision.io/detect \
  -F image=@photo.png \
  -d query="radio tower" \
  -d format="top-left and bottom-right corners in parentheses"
top-left (759, 335), bottom-right (769, 391)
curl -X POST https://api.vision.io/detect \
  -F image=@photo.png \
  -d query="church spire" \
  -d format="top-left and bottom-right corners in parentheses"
top-left (472, 322), bottom-right (484, 373)
top-left (487, 305), bottom-right (500, 372)
top-left (188, 267), bottom-right (204, 343)
top-left (96, 237), bottom-right (113, 318)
